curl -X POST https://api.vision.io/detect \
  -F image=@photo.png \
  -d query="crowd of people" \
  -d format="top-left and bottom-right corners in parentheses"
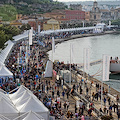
top-left (0, 32), bottom-right (120, 120)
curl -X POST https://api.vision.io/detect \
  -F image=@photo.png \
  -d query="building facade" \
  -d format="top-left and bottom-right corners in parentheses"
top-left (85, 11), bottom-right (90, 21)
top-left (43, 19), bottom-right (60, 30)
top-left (90, 1), bottom-right (101, 25)
top-left (64, 10), bottom-right (85, 20)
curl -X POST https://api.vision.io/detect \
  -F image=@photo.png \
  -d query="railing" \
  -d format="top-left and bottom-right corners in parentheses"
top-left (63, 82), bottom-right (104, 118)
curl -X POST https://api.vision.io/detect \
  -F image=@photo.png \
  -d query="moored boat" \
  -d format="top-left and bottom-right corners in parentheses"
top-left (110, 57), bottom-right (120, 74)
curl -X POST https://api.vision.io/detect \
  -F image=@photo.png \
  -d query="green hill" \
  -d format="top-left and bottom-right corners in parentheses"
top-left (0, 5), bottom-right (17, 21)
top-left (0, 0), bottom-right (67, 15)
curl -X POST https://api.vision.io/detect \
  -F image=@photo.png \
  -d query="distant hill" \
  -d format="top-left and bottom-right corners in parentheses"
top-left (0, 5), bottom-right (17, 21)
top-left (0, 0), bottom-right (67, 15)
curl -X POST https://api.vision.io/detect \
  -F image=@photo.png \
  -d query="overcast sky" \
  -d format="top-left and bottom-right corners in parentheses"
top-left (56, 0), bottom-right (113, 2)
top-left (57, 0), bottom-right (95, 2)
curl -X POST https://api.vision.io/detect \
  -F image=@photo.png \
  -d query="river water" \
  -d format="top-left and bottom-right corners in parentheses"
top-left (48, 34), bottom-right (120, 92)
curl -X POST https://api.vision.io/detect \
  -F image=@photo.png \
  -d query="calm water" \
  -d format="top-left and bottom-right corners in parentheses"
top-left (48, 34), bottom-right (120, 92)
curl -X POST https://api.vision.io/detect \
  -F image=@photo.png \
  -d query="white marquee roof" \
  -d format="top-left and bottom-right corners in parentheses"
top-left (0, 64), bottom-right (13, 77)
top-left (13, 31), bottom-right (29, 42)
top-left (13, 111), bottom-right (45, 120)
top-left (22, 111), bottom-right (45, 120)
top-left (17, 96), bottom-right (48, 113)
top-left (0, 98), bottom-right (18, 113)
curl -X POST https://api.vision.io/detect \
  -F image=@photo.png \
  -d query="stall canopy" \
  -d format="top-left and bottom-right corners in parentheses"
top-left (0, 97), bottom-right (19, 120)
top-left (0, 114), bottom-right (10, 120)
top-left (0, 40), bottom-right (14, 63)
top-left (13, 31), bottom-right (29, 42)
top-left (9, 85), bottom-right (31, 100)
top-left (8, 85), bottom-right (49, 120)
top-left (22, 111), bottom-right (45, 120)
top-left (13, 111), bottom-right (45, 120)
top-left (0, 64), bottom-right (13, 77)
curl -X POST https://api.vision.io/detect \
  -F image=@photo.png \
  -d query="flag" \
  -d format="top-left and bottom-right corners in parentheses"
top-left (102, 55), bottom-right (110, 81)
top-left (29, 29), bottom-right (32, 45)
top-left (52, 37), bottom-right (55, 53)
top-left (84, 48), bottom-right (90, 72)
top-left (31, 27), bottom-right (33, 34)
top-left (38, 25), bottom-right (41, 33)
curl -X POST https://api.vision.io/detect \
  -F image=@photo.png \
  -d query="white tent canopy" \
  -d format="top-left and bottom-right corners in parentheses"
top-left (23, 111), bottom-right (45, 120)
top-left (0, 97), bottom-right (19, 119)
top-left (0, 114), bottom-right (10, 120)
top-left (0, 92), bottom-right (11, 103)
top-left (17, 96), bottom-right (49, 120)
top-left (13, 31), bottom-right (29, 42)
top-left (9, 85), bottom-right (30, 100)
top-left (0, 40), bottom-right (14, 63)
top-left (0, 85), bottom-right (49, 120)
top-left (13, 90), bottom-right (36, 105)
top-left (0, 64), bottom-right (13, 77)
top-left (13, 111), bottom-right (45, 120)
top-left (8, 85), bottom-right (49, 120)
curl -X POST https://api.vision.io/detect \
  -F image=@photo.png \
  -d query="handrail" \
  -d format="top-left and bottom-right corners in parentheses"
top-left (64, 82), bottom-right (104, 118)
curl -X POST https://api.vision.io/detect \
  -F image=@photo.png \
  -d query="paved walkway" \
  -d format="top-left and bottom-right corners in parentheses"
top-left (73, 73), bottom-right (119, 120)
top-left (41, 78), bottom-right (97, 120)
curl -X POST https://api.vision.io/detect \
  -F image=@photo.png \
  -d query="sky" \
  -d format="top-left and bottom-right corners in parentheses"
top-left (57, 0), bottom-right (95, 2)
top-left (56, 0), bottom-right (113, 2)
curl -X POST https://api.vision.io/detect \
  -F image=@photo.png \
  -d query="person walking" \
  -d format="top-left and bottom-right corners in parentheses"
top-left (104, 97), bottom-right (106, 106)
top-left (52, 90), bottom-right (54, 98)
top-left (62, 91), bottom-right (65, 99)
top-left (66, 101), bottom-right (70, 110)
top-left (86, 87), bottom-right (89, 95)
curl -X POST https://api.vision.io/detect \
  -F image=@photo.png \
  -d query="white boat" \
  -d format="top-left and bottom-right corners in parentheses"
top-left (110, 57), bottom-right (120, 74)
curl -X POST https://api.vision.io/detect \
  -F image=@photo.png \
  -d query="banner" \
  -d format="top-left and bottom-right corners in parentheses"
top-left (102, 55), bottom-right (110, 81)
top-left (84, 48), bottom-right (90, 72)
top-left (17, 53), bottom-right (19, 65)
top-left (52, 37), bottom-right (55, 53)
top-left (25, 46), bottom-right (28, 64)
top-left (44, 60), bottom-right (53, 78)
top-left (38, 25), bottom-right (41, 33)
top-left (31, 27), bottom-right (33, 34)
top-left (29, 29), bottom-right (32, 45)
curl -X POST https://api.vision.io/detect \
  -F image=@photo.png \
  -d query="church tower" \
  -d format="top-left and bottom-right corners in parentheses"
top-left (90, 0), bottom-right (101, 25)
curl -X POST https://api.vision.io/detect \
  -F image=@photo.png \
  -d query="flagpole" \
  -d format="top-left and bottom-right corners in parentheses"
top-left (101, 55), bottom-right (110, 109)
top-left (26, 46), bottom-right (27, 71)
top-left (52, 37), bottom-right (55, 82)
top-left (101, 55), bottom-right (103, 109)
top-left (83, 48), bottom-right (86, 93)
top-left (69, 43), bottom-right (72, 86)
top-left (52, 37), bottom-right (55, 63)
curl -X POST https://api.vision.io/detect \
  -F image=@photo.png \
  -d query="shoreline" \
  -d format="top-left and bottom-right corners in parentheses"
top-left (50, 31), bottom-right (120, 98)
top-left (54, 30), bottom-right (120, 44)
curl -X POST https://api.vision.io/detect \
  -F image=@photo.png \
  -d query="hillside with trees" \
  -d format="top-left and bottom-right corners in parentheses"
top-left (0, 0), bottom-right (67, 15)
top-left (0, 25), bottom-right (21, 49)
top-left (0, 5), bottom-right (17, 21)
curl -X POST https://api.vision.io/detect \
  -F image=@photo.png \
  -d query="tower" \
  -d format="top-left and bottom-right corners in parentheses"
top-left (90, 0), bottom-right (101, 25)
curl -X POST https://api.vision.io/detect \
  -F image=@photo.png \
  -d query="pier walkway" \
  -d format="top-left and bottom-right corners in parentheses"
top-left (68, 70), bottom-right (120, 120)
top-left (77, 59), bottom-right (102, 69)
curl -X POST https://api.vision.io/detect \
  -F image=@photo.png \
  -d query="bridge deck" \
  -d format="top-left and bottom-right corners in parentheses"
top-left (77, 59), bottom-right (102, 69)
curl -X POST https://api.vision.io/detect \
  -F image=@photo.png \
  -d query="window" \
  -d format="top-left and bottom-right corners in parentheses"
top-left (94, 15), bottom-right (96, 19)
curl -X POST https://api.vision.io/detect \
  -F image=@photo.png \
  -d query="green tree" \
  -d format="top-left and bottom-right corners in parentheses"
top-left (20, 24), bottom-right (31, 31)
top-left (112, 19), bottom-right (120, 27)
top-left (0, 25), bottom-right (21, 49)
top-left (0, 30), bottom-right (7, 49)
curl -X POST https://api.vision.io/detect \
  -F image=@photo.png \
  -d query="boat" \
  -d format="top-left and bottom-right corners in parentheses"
top-left (110, 57), bottom-right (120, 74)
top-left (109, 57), bottom-right (120, 79)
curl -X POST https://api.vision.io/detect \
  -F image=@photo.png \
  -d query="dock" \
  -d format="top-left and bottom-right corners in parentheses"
top-left (77, 59), bottom-right (102, 69)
